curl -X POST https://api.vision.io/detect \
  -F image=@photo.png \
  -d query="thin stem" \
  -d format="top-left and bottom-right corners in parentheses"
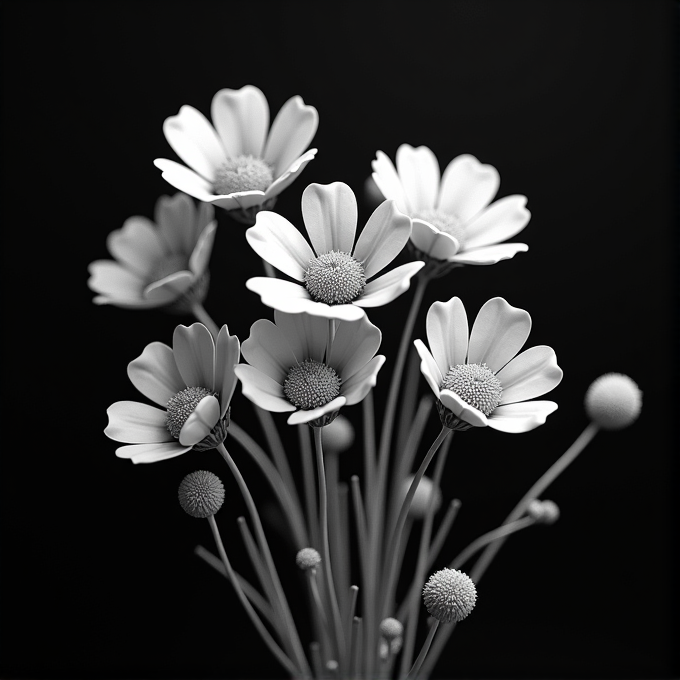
top-left (299, 424), bottom-right (320, 549)
top-left (406, 619), bottom-right (439, 680)
top-left (336, 483), bottom-right (351, 622)
top-left (395, 344), bottom-right (422, 457)
top-left (263, 259), bottom-right (277, 278)
top-left (350, 617), bottom-right (363, 680)
top-left (346, 585), bottom-right (359, 655)
top-left (190, 300), bottom-right (220, 338)
top-left (207, 515), bottom-right (300, 678)
top-left (362, 391), bottom-right (376, 514)
top-left (310, 642), bottom-right (324, 679)
top-left (326, 451), bottom-right (347, 620)
top-left (307, 568), bottom-right (333, 665)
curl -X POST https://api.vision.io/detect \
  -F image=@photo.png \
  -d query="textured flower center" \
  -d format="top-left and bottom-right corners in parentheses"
top-left (166, 386), bottom-right (215, 439)
top-left (149, 253), bottom-right (189, 282)
top-left (440, 363), bottom-right (502, 416)
top-left (284, 359), bottom-right (341, 410)
top-left (212, 155), bottom-right (274, 195)
top-left (415, 209), bottom-right (467, 251)
top-left (304, 250), bottom-right (366, 305)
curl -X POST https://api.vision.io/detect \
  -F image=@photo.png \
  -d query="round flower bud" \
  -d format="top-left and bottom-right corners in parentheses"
top-left (584, 373), bottom-right (642, 430)
top-left (379, 617), bottom-right (403, 641)
top-left (178, 470), bottom-right (225, 518)
top-left (296, 547), bottom-right (322, 571)
top-left (400, 474), bottom-right (442, 520)
top-left (527, 499), bottom-right (560, 525)
top-left (423, 568), bottom-right (477, 623)
top-left (323, 414), bottom-right (355, 454)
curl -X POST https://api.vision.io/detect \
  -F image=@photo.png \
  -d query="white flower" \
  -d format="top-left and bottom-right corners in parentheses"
top-left (414, 297), bottom-right (563, 433)
top-left (154, 85), bottom-right (318, 214)
top-left (245, 182), bottom-right (424, 321)
top-left (372, 145), bottom-right (530, 265)
top-left (105, 323), bottom-right (240, 463)
top-left (88, 193), bottom-right (216, 309)
top-left (234, 310), bottom-right (385, 426)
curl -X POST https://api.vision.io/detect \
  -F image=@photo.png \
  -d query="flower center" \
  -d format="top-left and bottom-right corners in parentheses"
top-left (304, 250), bottom-right (366, 305)
top-left (414, 209), bottom-right (467, 251)
top-left (440, 363), bottom-right (502, 416)
top-left (212, 155), bottom-right (274, 195)
top-left (149, 253), bottom-right (189, 282)
top-left (284, 359), bottom-right (341, 410)
top-left (166, 386), bottom-right (216, 439)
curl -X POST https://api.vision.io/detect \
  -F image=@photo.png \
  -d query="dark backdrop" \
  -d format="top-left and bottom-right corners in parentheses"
top-left (1, 1), bottom-right (677, 678)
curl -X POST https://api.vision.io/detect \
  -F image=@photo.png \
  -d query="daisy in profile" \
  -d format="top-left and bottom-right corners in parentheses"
top-left (105, 323), bottom-right (240, 463)
top-left (372, 145), bottom-right (530, 265)
top-left (88, 193), bottom-right (216, 310)
top-left (414, 297), bottom-right (562, 432)
top-left (245, 182), bottom-right (424, 321)
top-left (234, 310), bottom-right (385, 426)
top-left (154, 85), bottom-right (318, 223)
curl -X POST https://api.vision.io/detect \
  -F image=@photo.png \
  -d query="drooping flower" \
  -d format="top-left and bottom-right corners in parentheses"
top-left (372, 145), bottom-right (530, 265)
top-left (105, 323), bottom-right (240, 463)
top-left (234, 310), bottom-right (385, 426)
top-left (414, 297), bottom-right (563, 433)
top-left (245, 182), bottom-right (424, 321)
top-left (88, 193), bottom-right (216, 309)
top-left (154, 85), bottom-right (318, 222)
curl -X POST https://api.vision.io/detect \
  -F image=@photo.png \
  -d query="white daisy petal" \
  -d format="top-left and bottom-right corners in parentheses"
top-left (211, 85), bottom-right (269, 158)
top-left (447, 243), bottom-right (528, 265)
top-left (115, 442), bottom-right (192, 463)
top-left (154, 159), bottom-right (218, 202)
top-left (439, 390), bottom-right (489, 427)
top-left (355, 262), bottom-right (424, 308)
top-left (106, 217), bottom-right (162, 276)
top-left (410, 220), bottom-right (461, 260)
top-left (274, 310), bottom-right (328, 364)
top-left (352, 200), bottom-right (412, 279)
top-left (127, 342), bottom-right (185, 407)
top-left (487, 401), bottom-right (558, 433)
top-left (242, 319), bottom-right (298, 383)
top-left (467, 298), bottom-right (532, 372)
top-left (464, 195), bottom-right (531, 249)
top-left (263, 149), bottom-right (317, 201)
top-left (246, 277), bottom-right (311, 311)
top-left (329, 316), bottom-right (381, 379)
top-left (414, 339), bottom-right (443, 399)
top-left (426, 297), bottom-right (469, 377)
top-left (497, 346), bottom-right (563, 405)
top-left (302, 183), bottom-right (358, 256)
top-left (105, 401), bottom-right (172, 443)
top-left (214, 326), bottom-right (240, 417)
top-left (143, 271), bottom-right (194, 303)
top-left (154, 193), bottom-right (200, 255)
top-left (264, 95), bottom-right (319, 176)
top-left (396, 144), bottom-right (440, 212)
top-left (371, 151), bottom-right (408, 211)
top-left (246, 212), bottom-right (314, 280)
top-left (163, 105), bottom-right (226, 180)
top-left (341, 356), bottom-right (386, 406)
top-left (286, 396), bottom-right (347, 426)
top-left (173, 323), bottom-right (216, 390)
top-left (179, 395), bottom-right (220, 446)
top-left (234, 364), bottom-right (296, 412)
top-left (437, 154), bottom-right (500, 222)
top-left (88, 261), bottom-right (145, 299)
top-left (188, 221), bottom-right (217, 276)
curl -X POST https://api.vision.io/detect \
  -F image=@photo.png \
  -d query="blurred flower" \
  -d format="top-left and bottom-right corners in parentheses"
top-left (246, 182), bottom-right (424, 321)
top-left (295, 548), bottom-right (322, 571)
top-left (399, 474), bottom-right (442, 519)
top-left (105, 323), bottom-right (240, 463)
top-left (322, 413), bottom-right (355, 453)
top-left (415, 297), bottom-right (563, 433)
top-left (372, 145), bottom-right (530, 265)
top-left (234, 310), bottom-right (385, 426)
top-left (154, 85), bottom-right (318, 222)
top-left (584, 373), bottom-right (641, 430)
top-left (527, 499), bottom-right (560, 524)
top-left (88, 193), bottom-right (216, 310)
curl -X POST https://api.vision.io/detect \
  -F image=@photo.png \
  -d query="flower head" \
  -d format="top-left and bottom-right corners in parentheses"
top-left (423, 568), bottom-right (477, 623)
top-left (322, 414), bottom-right (355, 454)
top-left (245, 182), bottom-right (424, 321)
top-left (154, 85), bottom-right (318, 221)
top-left (88, 193), bottom-right (216, 309)
top-left (372, 145), bottom-right (530, 265)
top-left (415, 297), bottom-right (563, 433)
top-left (584, 373), bottom-right (641, 430)
top-left (105, 323), bottom-right (240, 463)
top-left (234, 310), bottom-right (385, 426)
top-left (296, 547), bottom-right (322, 571)
top-left (379, 617), bottom-right (404, 641)
top-left (527, 499), bottom-right (560, 524)
top-left (178, 470), bottom-right (225, 518)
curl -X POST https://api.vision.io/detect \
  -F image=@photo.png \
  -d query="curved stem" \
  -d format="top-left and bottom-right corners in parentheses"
top-left (190, 300), bottom-right (219, 338)
top-left (406, 619), bottom-right (439, 680)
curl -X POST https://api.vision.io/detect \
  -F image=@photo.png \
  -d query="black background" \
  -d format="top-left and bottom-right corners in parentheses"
top-left (1, 1), bottom-right (677, 678)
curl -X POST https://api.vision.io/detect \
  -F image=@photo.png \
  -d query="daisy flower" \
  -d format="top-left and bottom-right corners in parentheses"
top-left (154, 85), bottom-right (318, 221)
top-left (234, 310), bottom-right (385, 426)
top-left (105, 323), bottom-right (240, 463)
top-left (245, 182), bottom-right (424, 321)
top-left (414, 297), bottom-right (562, 433)
top-left (88, 193), bottom-right (216, 309)
top-left (372, 145), bottom-right (530, 265)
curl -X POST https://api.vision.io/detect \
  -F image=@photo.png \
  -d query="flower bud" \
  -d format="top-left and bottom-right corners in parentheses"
top-left (379, 617), bottom-right (403, 641)
top-left (584, 373), bottom-right (641, 430)
top-left (400, 474), bottom-right (442, 519)
top-left (322, 414), bottom-right (355, 454)
top-left (527, 499), bottom-right (560, 525)
top-left (296, 547), bottom-right (321, 571)
top-left (178, 470), bottom-right (225, 518)
top-left (423, 568), bottom-right (477, 623)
